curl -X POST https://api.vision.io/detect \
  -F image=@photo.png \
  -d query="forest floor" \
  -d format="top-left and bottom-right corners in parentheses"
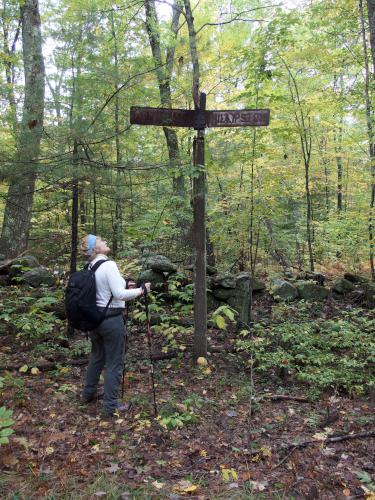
top-left (0, 291), bottom-right (375, 499)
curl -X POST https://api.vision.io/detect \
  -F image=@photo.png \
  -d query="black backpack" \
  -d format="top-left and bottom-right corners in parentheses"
top-left (65, 260), bottom-right (112, 331)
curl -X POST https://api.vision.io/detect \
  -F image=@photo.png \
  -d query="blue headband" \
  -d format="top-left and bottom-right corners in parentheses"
top-left (87, 234), bottom-right (97, 251)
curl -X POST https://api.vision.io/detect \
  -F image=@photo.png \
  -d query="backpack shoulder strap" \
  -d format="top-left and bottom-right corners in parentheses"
top-left (90, 259), bottom-right (114, 310)
top-left (90, 259), bottom-right (110, 273)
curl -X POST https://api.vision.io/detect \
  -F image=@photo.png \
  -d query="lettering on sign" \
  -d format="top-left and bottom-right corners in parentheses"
top-left (207, 109), bottom-right (270, 127)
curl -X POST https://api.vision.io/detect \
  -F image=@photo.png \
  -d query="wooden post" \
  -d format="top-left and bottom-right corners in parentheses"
top-left (193, 128), bottom-right (207, 358)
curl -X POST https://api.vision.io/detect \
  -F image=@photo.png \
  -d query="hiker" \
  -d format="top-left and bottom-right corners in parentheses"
top-left (81, 234), bottom-right (151, 417)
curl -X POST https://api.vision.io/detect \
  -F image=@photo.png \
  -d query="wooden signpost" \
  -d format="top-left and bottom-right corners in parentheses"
top-left (130, 94), bottom-right (270, 358)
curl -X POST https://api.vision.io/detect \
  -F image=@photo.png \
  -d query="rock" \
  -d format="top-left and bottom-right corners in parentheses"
top-left (145, 255), bottom-right (177, 274)
top-left (295, 281), bottom-right (329, 301)
top-left (0, 275), bottom-right (8, 286)
top-left (12, 255), bottom-right (40, 269)
top-left (138, 269), bottom-right (165, 286)
top-left (8, 255), bottom-right (41, 281)
top-left (212, 288), bottom-right (237, 300)
top-left (250, 276), bottom-right (266, 292)
top-left (184, 264), bottom-right (217, 275)
top-left (212, 274), bottom-right (237, 289)
top-left (227, 273), bottom-right (251, 326)
top-left (272, 279), bottom-right (298, 301)
top-left (344, 272), bottom-right (369, 284)
top-left (23, 267), bottom-right (56, 287)
top-left (207, 291), bottom-right (223, 311)
top-left (332, 278), bottom-right (355, 294)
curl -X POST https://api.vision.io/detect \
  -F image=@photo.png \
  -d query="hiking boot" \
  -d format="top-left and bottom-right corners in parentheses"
top-left (101, 401), bottom-right (133, 418)
top-left (81, 389), bottom-right (104, 404)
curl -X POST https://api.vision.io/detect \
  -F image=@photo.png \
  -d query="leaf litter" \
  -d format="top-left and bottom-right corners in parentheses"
top-left (0, 295), bottom-right (374, 498)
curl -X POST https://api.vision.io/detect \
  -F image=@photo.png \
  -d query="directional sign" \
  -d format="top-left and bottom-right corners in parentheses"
top-left (130, 106), bottom-right (270, 129)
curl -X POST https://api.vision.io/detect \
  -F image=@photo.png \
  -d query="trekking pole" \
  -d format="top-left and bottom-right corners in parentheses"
top-left (142, 284), bottom-right (158, 417)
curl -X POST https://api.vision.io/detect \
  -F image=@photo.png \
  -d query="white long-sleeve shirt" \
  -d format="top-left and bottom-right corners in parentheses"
top-left (90, 254), bottom-right (142, 308)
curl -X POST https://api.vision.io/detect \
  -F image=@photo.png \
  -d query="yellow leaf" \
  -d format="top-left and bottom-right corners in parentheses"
top-left (199, 449), bottom-right (207, 457)
top-left (19, 364), bottom-right (28, 373)
top-left (45, 447), bottom-right (54, 455)
top-left (221, 468), bottom-right (238, 482)
top-left (31, 367), bottom-right (40, 375)
top-left (215, 315), bottom-right (226, 329)
top-left (203, 367), bottom-right (212, 375)
top-left (184, 485), bottom-right (198, 493)
top-left (175, 480), bottom-right (198, 493)
top-left (313, 432), bottom-right (328, 441)
top-left (261, 446), bottom-right (272, 458)
top-left (196, 357), bottom-right (208, 366)
top-left (91, 444), bottom-right (100, 452)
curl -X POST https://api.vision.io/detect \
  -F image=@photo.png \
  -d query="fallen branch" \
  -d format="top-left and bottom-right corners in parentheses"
top-left (261, 394), bottom-right (309, 403)
top-left (282, 431), bottom-right (375, 452)
top-left (0, 343), bottom-right (250, 372)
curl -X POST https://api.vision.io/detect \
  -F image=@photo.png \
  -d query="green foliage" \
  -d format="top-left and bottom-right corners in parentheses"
top-left (157, 397), bottom-right (202, 431)
top-left (0, 406), bottom-right (14, 445)
top-left (0, 288), bottom-right (63, 343)
top-left (212, 305), bottom-right (236, 330)
top-left (236, 309), bottom-right (375, 396)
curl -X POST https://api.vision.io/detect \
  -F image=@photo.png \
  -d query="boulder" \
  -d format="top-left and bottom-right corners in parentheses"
top-left (184, 264), bottom-right (217, 275)
top-left (227, 273), bottom-right (251, 326)
top-left (23, 267), bottom-right (56, 287)
top-left (295, 281), bottom-right (329, 301)
top-left (212, 288), bottom-right (236, 300)
top-left (138, 269), bottom-right (165, 287)
top-left (145, 255), bottom-right (177, 274)
top-left (332, 278), bottom-right (355, 294)
top-left (272, 279), bottom-right (298, 301)
top-left (344, 272), bottom-right (369, 284)
top-left (212, 274), bottom-right (237, 289)
top-left (12, 255), bottom-right (40, 269)
top-left (207, 291), bottom-right (223, 311)
top-left (8, 254), bottom-right (41, 281)
top-left (250, 277), bottom-right (266, 292)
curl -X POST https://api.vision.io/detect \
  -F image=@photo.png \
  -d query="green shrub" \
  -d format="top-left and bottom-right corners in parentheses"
top-left (236, 311), bottom-right (375, 396)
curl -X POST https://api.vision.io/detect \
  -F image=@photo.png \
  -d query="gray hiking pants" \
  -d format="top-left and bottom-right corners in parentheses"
top-left (82, 313), bottom-right (127, 414)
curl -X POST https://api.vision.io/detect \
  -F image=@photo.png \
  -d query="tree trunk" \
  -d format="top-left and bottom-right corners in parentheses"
top-left (144, 0), bottom-right (185, 198)
top-left (184, 0), bottom-right (207, 359)
top-left (70, 141), bottom-right (79, 274)
top-left (1, 0), bottom-right (20, 136)
top-left (367, 0), bottom-right (375, 72)
top-left (111, 13), bottom-right (123, 257)
top-left (360, 0), bottom-right (375, 279)
top-left (0, 0), bottom-right (45, 258)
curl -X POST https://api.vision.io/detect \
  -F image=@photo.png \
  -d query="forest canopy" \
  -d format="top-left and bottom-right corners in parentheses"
top-left (0, 0), bottom-right (373, 278)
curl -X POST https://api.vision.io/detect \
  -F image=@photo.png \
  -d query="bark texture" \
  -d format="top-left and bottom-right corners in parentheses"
top-left (0, 0), bottom-right (45, 258)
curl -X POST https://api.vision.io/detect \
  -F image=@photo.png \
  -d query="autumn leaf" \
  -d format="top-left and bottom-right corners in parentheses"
top-left (152, 481), bottom-right (165, 490)
top-left (175, 480), bottom-right (199, 493)
top-left (31, 367), bottom-right (40, 375)
top-left (221, 468), bottom-right (238, 482)
top-left (45, 447), bottom-right (54, 455)
top-left (19, 365), bottom-right (28, 373)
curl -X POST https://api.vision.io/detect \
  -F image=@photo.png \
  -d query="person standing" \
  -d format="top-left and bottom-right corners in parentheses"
top-left (81, 234), bottom-right (150, 417)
